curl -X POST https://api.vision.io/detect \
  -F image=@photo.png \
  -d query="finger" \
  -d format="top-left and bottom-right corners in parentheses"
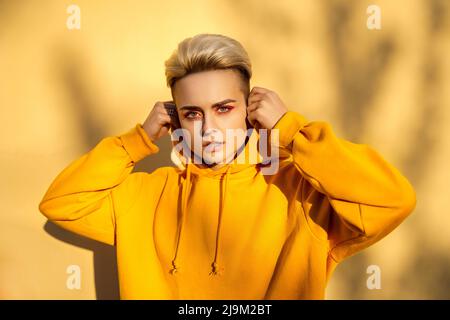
top-left (247, 111), bottom-right (261, 129)
top-left (247, 111), bottom-right (256, 126)
top-left (249, 86), bottom-right (271, 95)
top-left (158, 112), bottom-right (172, 126)
top-left (247, 102), bottom-right (260, 113)
top-left (247, 93), bottom-right (264, 105)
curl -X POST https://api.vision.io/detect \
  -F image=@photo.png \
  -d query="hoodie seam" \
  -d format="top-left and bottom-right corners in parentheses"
top-left (299, 177), bottom-right (330, 247)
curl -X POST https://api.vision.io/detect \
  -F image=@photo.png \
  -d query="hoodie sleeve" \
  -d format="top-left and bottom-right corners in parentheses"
top-left (272, 111), bottom-right (417, 263)
top-left (38, 123), bottom-right (160, 246)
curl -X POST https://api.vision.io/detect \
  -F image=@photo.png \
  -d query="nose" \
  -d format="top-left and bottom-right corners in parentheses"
top-left (201, 114), bottom-right (219, 136)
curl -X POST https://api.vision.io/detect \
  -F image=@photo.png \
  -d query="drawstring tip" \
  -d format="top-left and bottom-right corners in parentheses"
top-left (170, 261), bottom-right (179, 275)
top-left (209, 262), bottom-right (224, 276)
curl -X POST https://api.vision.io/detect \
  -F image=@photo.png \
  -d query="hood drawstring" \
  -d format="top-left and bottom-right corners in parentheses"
top-left (170, 160), bottom-right (192, 275)
top-left (168, 127), bottom-right (261, 277)
top-left (169, 162), bottom-right (231, 277)
top-left (210, 165), bottom-right (230, 276)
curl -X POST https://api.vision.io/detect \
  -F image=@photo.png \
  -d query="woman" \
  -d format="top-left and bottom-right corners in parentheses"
top-left (39, 33), bottom-right (416, 299)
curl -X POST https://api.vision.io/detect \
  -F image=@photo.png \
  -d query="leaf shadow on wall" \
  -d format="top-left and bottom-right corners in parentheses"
top-left (41, 45), bottom-right (174, 299)
top-left (44, 221), bottom-right (120, 300)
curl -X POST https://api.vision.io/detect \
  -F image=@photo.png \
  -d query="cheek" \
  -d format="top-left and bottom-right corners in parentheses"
top-left (189, 128), bottom-right (204, 148)
top-left (175, 125), bottom-right (195, 146)
top-left (181, 120), bottom-right (201, 134)
top-left (231, 107), bottom-right (248, 127)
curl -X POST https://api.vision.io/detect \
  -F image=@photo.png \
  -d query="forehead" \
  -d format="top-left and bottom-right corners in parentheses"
top-left (173, 69), bottom-right (242, 107)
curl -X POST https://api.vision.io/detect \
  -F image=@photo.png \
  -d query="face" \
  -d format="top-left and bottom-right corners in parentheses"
top-left (172, 69), bottom-right (249, 167)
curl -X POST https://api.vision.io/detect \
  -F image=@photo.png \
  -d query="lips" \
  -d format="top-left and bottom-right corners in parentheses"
top-left (203, 141), bottom-right (224, 153)
top-left (202, 140), bottom-right (224, 147)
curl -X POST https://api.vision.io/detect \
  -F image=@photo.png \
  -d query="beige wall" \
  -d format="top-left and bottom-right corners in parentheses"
top-left (1, 0), bottom-right (449, 299)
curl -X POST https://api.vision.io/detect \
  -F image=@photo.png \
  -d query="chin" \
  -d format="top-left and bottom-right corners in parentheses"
top-left (203, 151), bottom-right (225, 165)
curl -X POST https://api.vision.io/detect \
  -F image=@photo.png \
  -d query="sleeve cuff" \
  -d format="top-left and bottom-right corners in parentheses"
top-left (272, 111), bottom-right (309, 148)
top-left (119, 123), bottom-right (160, 163)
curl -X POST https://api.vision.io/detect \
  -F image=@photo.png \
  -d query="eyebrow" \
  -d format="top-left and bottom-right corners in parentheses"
top-left (179, 99), bottom-right (237, 111)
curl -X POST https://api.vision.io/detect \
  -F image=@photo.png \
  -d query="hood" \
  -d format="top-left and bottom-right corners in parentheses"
top-left (168, 127), bottom-right (272, 276)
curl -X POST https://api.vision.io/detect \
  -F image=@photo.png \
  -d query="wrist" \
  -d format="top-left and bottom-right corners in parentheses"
top-left (271, 111), bottom-right (309, 149)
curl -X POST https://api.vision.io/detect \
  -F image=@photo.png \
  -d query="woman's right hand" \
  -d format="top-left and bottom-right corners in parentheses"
top-left (142, 101), bottom-right (181, 142)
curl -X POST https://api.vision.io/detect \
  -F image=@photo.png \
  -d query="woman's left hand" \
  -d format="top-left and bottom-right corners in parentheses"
top-left (247, 86), bottom-right (288, 130)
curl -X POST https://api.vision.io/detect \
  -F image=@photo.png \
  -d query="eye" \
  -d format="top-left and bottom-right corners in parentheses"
top-left (216, 106), bottom-right (233, 113)
top-left (184, 111), bottom-right (202, 120)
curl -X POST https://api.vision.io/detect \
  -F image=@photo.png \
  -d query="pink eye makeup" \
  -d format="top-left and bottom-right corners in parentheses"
top-left (183, 105), bottom-right (234, 120)
top-left (216, 105), bottom-right (234, 113)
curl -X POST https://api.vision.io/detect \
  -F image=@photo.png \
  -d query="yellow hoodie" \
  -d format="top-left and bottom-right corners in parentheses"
top-left (38, 111), bottom-right (416, 299)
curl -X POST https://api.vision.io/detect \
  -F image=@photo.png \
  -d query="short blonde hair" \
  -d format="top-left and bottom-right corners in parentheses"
top-left (165, 33), bottom-right (252, 98)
